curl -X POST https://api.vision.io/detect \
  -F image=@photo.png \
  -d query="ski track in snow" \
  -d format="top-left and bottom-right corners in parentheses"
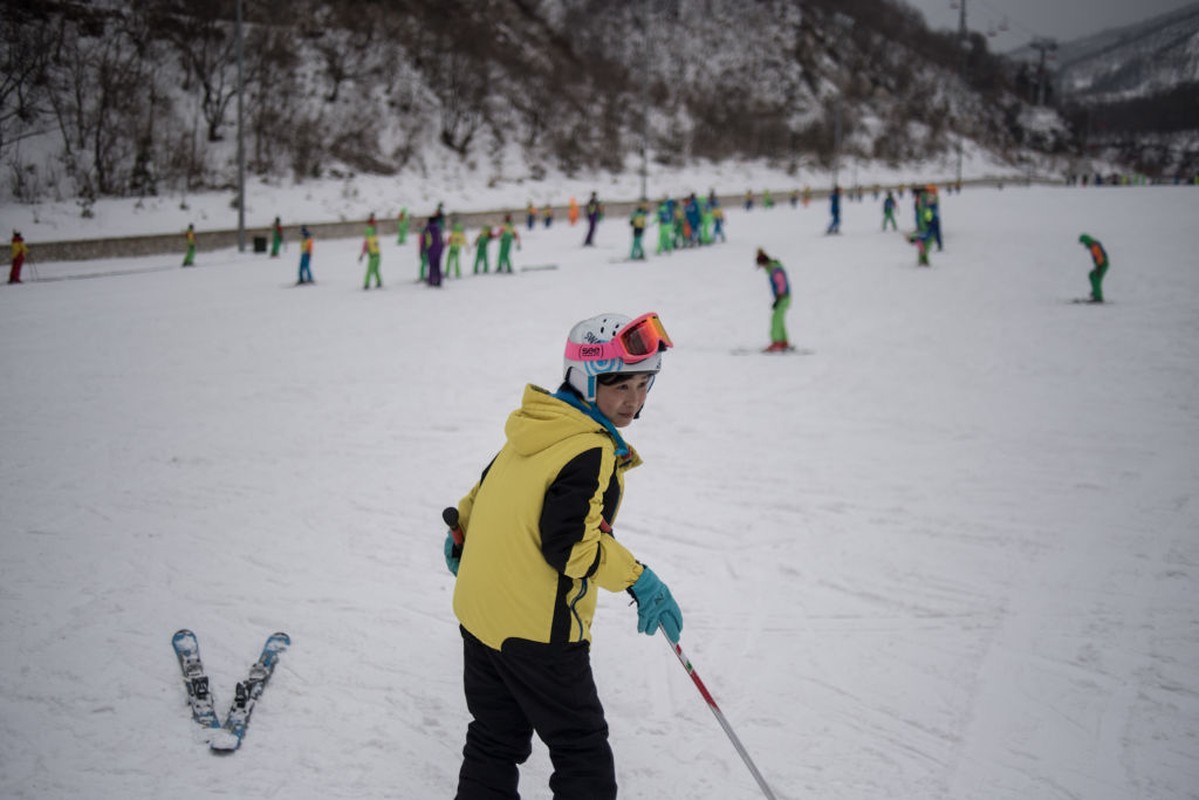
top-left (1, 186), bottom-right (1198, 798)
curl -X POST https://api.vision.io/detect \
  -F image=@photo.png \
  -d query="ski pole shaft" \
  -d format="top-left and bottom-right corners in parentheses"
top-left (665, 636), bottom-right (778, 800)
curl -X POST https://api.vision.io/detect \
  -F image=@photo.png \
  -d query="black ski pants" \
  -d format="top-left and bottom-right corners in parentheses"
top-left (456, 627), bottom-right (617, 800)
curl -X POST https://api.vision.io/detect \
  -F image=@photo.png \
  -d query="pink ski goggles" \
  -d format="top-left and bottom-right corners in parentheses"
top-left (564, 312), bottom-right (674, 364)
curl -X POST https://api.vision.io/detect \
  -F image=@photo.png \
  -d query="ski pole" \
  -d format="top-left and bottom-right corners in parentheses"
top-left (606, 517), bottom-right (777, 797)
top-left (665, 635), bottom-right (779, 800)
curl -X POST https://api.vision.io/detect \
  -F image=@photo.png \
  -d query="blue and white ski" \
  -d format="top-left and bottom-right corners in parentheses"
top-left (209, 632), bottom-right (291, 753)
top-left (172, 629), bottom-right (222, 733)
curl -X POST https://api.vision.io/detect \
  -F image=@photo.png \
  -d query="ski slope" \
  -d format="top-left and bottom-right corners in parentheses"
top-left (1, 185), bottom-right (1197, 799)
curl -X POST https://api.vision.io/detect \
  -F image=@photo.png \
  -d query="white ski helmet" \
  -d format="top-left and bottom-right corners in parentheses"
top-left (563, 312), bottom-right (670, 401)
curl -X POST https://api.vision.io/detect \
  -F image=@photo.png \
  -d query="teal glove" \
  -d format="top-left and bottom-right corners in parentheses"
top-left (628, 566), bottom-right (682, 643)
top-left (444, 532), bottom-right (460, 576)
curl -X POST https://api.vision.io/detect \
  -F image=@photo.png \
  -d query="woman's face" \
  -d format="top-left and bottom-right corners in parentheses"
top-left (594, 374), bottom-right (653, 428)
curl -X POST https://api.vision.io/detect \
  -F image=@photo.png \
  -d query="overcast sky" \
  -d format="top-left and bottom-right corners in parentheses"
top-left (900, 0), bottom-right (1199, 52)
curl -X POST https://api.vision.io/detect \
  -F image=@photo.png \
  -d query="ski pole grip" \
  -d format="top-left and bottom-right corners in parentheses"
top-left (443, 507), bottom-right (465, 546)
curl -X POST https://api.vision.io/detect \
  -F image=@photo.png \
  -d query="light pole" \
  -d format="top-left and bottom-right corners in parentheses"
top-left (235, 0), bottom-right (246, 252)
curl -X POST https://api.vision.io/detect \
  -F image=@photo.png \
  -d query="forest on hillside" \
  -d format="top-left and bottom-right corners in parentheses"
top-left (1, 0), bottom-right (1063, 205)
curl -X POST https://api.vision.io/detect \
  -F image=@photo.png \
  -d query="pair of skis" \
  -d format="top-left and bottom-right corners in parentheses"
top-left (172, 629), bottom-right (290, 753)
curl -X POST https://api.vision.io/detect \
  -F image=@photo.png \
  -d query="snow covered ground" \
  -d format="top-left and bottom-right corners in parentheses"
top-left (1, 183), bottom-right (1197, 799)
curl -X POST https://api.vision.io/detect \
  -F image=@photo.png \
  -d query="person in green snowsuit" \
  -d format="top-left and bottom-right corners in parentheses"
top-left (397, 208), bottom-right (410, 245)
top-left (629, 204), bottom-right (648, 260)
top-left (655, 200), bottom-right (673, 255)
top-left (496, 215), bottom-right (520, 273)
top-left (756, 248), bottom-right (792, 351)
top-left (473, 226), bottom-right (492, 274)
top-left (699, 200), bottom-right (714, 245)
top-left (182, 224), bottom-right (196, 267)
top-left (1079, 233), bottom-right (1110, 302)
top-left (445, 221), bottom-right (466, 279)
top-left (270, 216), bottom-right (283, 257)
top-left (360, 225), bottom-right (382, 289)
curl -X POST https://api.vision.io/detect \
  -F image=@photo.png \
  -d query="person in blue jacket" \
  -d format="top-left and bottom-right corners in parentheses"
top-left (826, 186), bottom-right (841, 234)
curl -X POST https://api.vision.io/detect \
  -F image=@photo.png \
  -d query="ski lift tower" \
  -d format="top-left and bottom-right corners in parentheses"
top-left (1029, 37), bottom-right (1058, 106)
top-left (830, 12), bottom-right (855, 191)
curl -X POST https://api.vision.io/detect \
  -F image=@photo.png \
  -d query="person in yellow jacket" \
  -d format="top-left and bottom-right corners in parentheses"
top-left (9, 231), bottom-right (28, 284)
top-left (359, 224), bottom-right (382, 289)
top-left (444, 220), bottom-right (466, 279)
top-left (444, 312), bottom-right (682, 800)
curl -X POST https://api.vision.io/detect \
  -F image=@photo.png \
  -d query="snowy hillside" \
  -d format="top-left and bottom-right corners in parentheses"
top-left (1030, 2), bottom-right (1199, 102)
top-left (2, 182), bottom-right (1198, 799)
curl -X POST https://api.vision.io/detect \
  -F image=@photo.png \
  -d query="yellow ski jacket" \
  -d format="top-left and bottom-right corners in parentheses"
top-left (453, 384), bottom-right (645, 650)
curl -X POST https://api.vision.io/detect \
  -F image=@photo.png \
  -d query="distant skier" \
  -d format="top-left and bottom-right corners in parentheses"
top-left (445, 220), bottom-right (466, 279)
top-left (629, 203), bottom-right (648, 261)
top-left (882, 191), bottom-right (897, 231)
top-left (684, 194), bottom-right (701, 247)
top-left (712, 200), bottom-right (726, 243)
top-left (907, 206), bottom-right (935, 266)
top-left (9, 230), bottom-right (27, 284)
top-left (526, 201), bottom-right (538, 231)
top-left (756, 248), bottom-right (792, 352)
top-left (360, 223), bottom-right (382, 289)
top-left (423, 216), bottom-right (444, 287)
top-left (583, 192), bottom-right (601, 246)
top-left (1079, 233), bottom-right (1110, 302)
top-left (543, 204), bottom-right (554, 228)
top-left (270, 216), bottom-right (284, 257)
top-left (826, 186), bottom-right (841, 234)
top-left (297, 226), bottom-right (314, 284)
top-left (396, 208), bottom-right (410, 245)
top-left (924, 185), bottom-right (942, 250)
top-left (473, 226), bottom-right (493, 274)
top-left (496, 214), bottom-right (519, 273)
top-left (182, 224), bottom-right (196, 267)
top-left (568, 196), bottom-right (579, 226)
top-left (655, 199), bottom-right (673, 255)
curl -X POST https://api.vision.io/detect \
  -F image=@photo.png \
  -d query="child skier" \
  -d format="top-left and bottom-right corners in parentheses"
top-left (422, 216), bottom-right (444, 287)
top-left (756, 249), bottom-right (792, 351)
top-left (1079, 233), bottom-right (1110, 302)
top-left (826, 186), bottom-right (841, 234)
top-left (629, 203), bottom-right (648, 260)
top-left (270, 216), bottom-right (284, 257)
top-left (496, 214), bottom-right (519, 273)
top-left (444, 311), bottom-right (682, 800)
top-left (360, 223), bottom-right (382, 289)
top-left (182, 224), bottom-right (196, 267)
top-left (445, 220), bottom-right (466, 279)
top-left (907, 206), bottom-right (935, 266)
top-left (473, 226), bottom-right (492, 274)
top-left (655, 198), bottom-right (673, 255)
top-left (9, 231), bottom-right (27, 284)
top-left (396, 208), bottom-right (410, 245)
top-left (882, 191), bottom-right (897, 231)
top-left (297, 226), bottom-right (314, 284)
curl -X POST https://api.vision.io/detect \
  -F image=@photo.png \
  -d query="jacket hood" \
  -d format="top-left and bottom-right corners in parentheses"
top-left (504, 384), bottom-right (642, 466)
